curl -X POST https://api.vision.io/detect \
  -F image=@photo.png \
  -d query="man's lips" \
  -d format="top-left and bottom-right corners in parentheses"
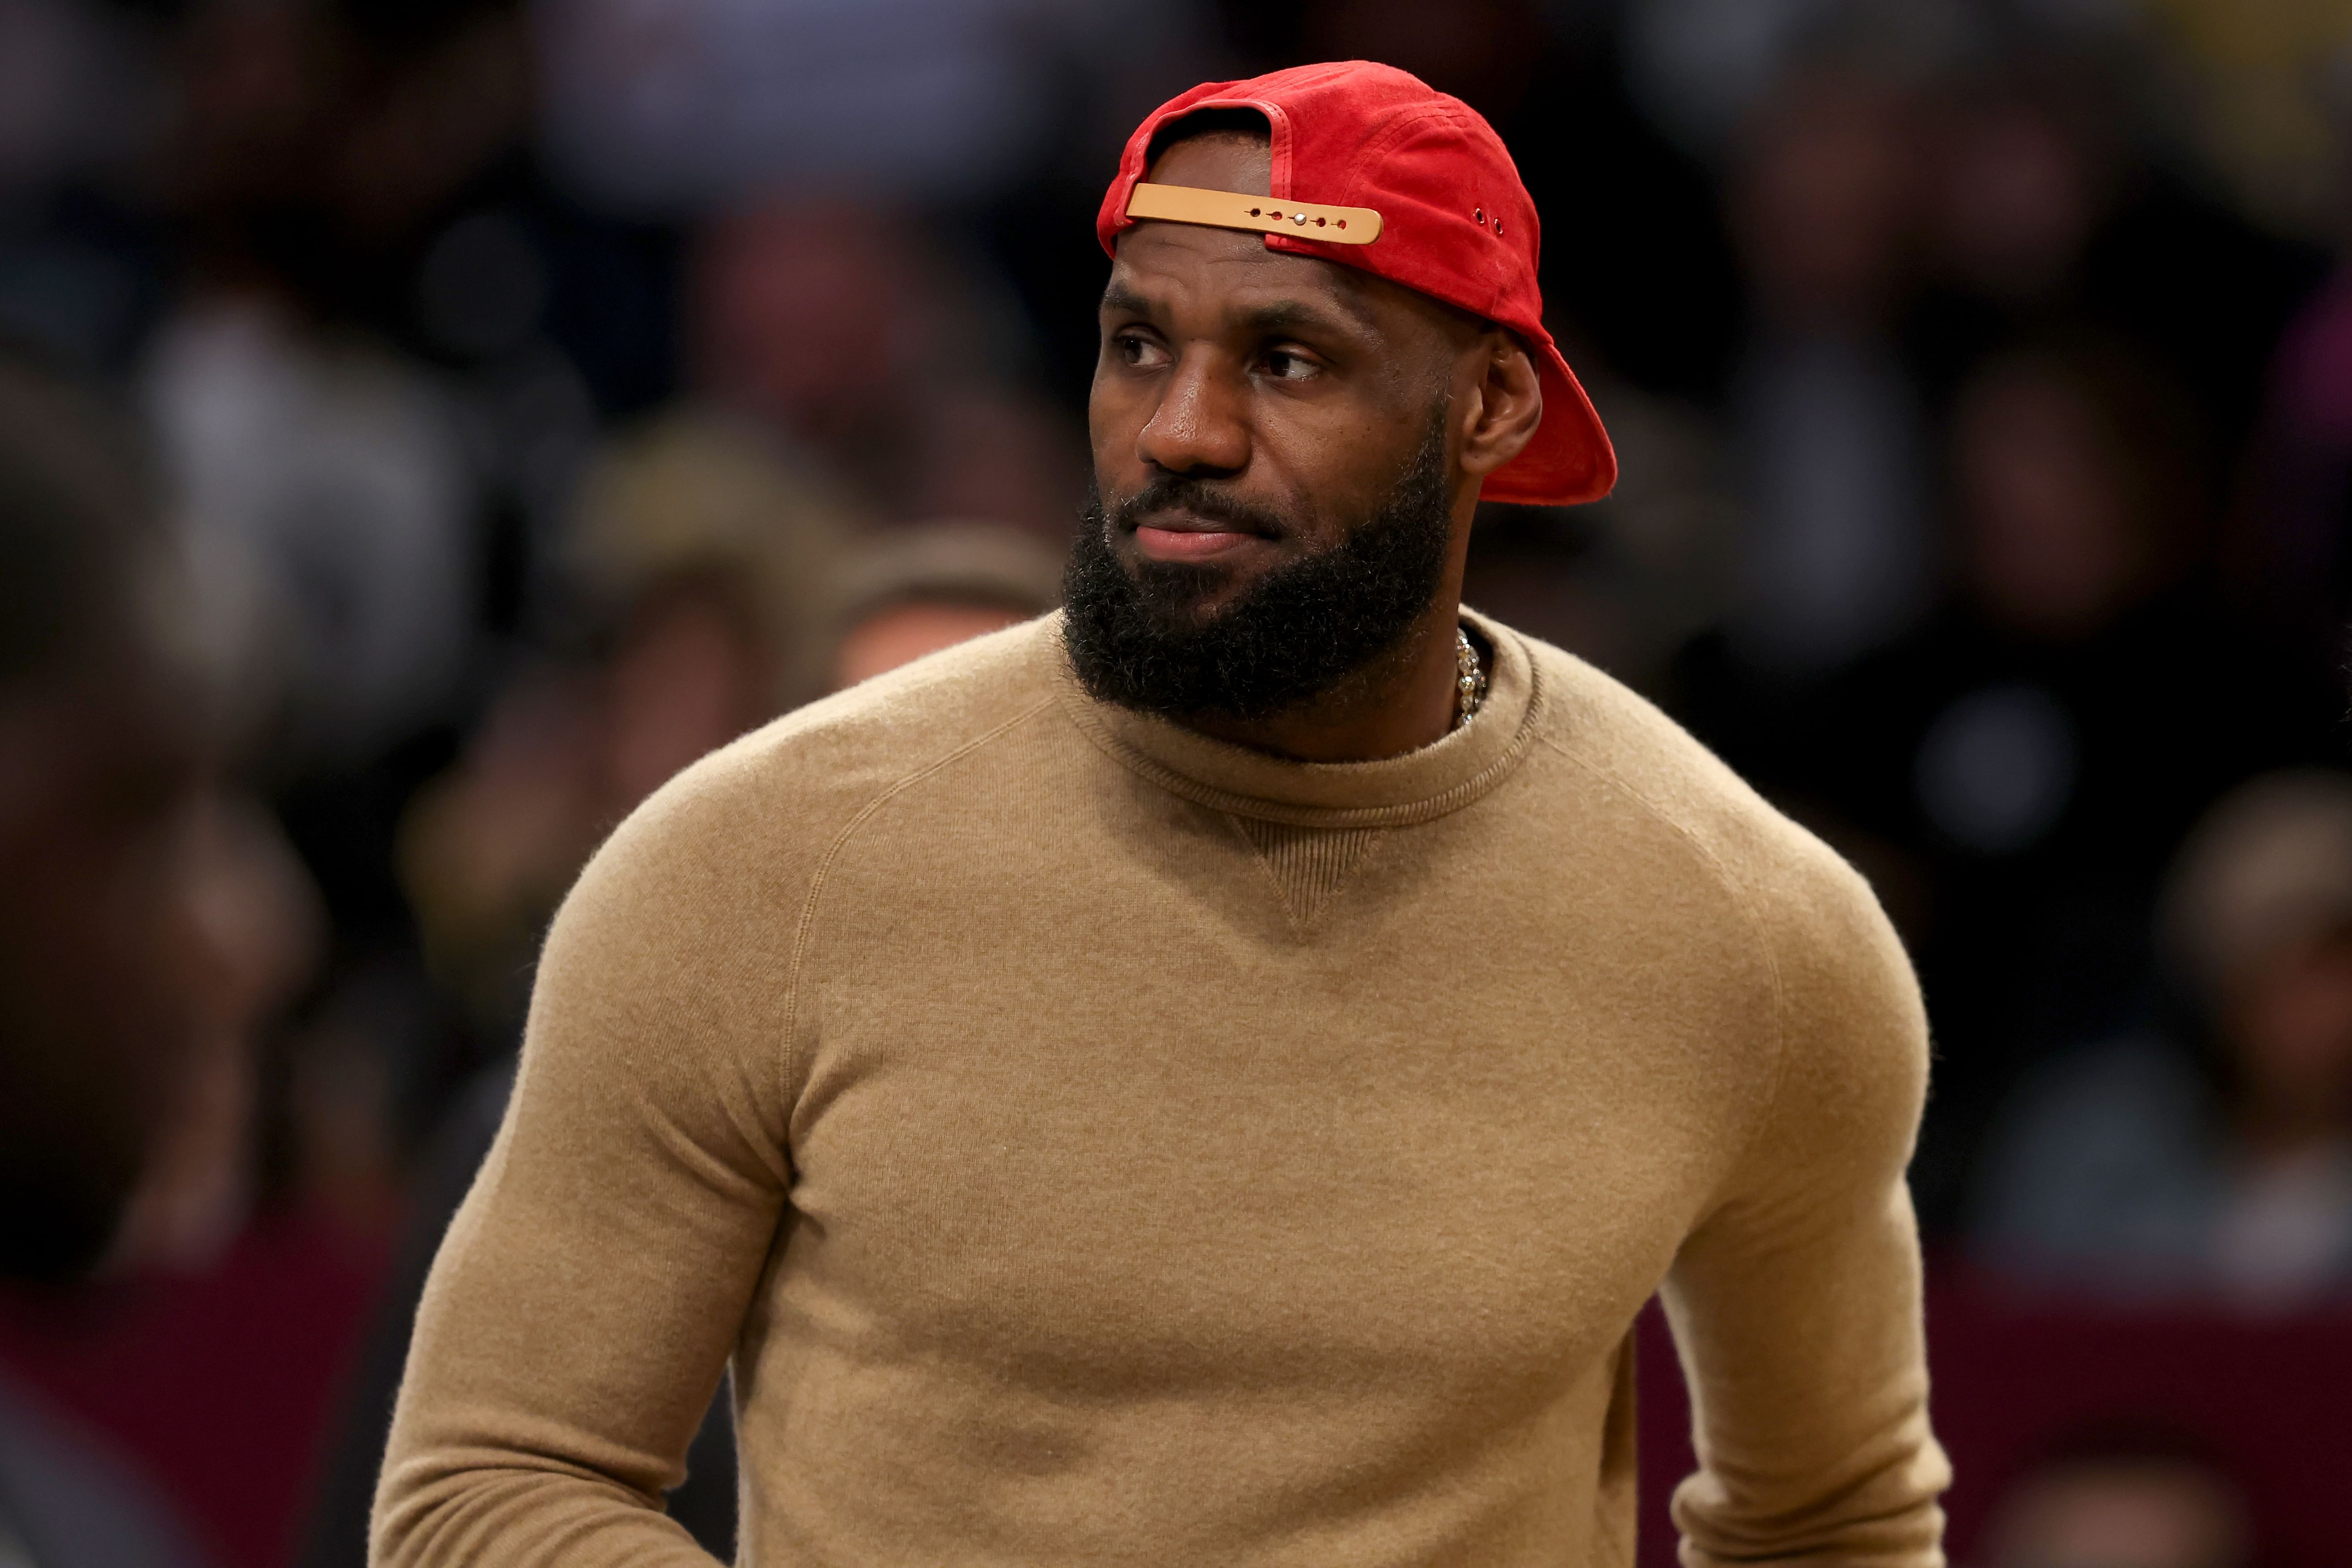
top-left (1127, 509), bottom-right (1273, 563)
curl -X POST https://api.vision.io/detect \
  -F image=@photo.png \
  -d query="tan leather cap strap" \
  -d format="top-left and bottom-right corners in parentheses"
top-left (1124, 182), bottom-right (1383, 245)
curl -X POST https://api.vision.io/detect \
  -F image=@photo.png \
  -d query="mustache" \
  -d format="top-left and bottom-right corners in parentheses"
top-left (1108, 473), bottom-right (1288, 539)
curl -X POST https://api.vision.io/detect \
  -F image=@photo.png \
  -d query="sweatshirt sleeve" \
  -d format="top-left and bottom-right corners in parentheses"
top-left (370, 755), bottom-right (808, 1568)
top-left (1660, 842), bottom-right (1951, 1566)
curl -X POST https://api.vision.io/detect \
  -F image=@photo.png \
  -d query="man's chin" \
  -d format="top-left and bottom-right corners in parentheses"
top-left (1065, 417), bottom-right (1452, 723)
top-left (1119, 546), bottom-right (1245, 612)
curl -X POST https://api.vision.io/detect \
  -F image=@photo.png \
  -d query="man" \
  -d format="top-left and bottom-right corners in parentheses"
top-left (377, 63), bottom-right (1948, 1566)
top-left (0, 353), bottom-right (215, 1567)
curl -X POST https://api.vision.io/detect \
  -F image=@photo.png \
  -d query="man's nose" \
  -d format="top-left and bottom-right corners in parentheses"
top-left (1137, 350), bottom-right (1248, 477)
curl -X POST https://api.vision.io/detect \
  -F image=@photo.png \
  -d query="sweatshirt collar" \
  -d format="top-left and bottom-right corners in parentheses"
top-left (1053, 606), bottom-right (1543, 827)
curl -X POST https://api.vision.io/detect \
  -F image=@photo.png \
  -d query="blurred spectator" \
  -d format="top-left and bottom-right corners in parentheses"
top-left (1620, 0), bottom-right (1967, 157)
top-left (0, 350), bottom-right (220, 1565)
top-left (2135, 0), bottom-right (2352, 243)
top-left (1907, 52), bottom-right (2327, 464)
top-left (2232, 251), bottom-right (2352, 683)
top-left (0, 350), bottom-right (207, 1284)
top-left (0, 0), bottom-right (152, 194)
top-left (400, 410), bottom-right (850, 1040)
top-left (122, 1), bottom-right (710, 1263)
top-left (1916, 59), bottom-right (2112, 329)
top-left (110, 794), bottom-right (324, 1273)
top-left (153, 0), bottom-right (693, 690)
top-left (1668, 55), bottom-right (1939, 788)
top-left (144, 299), bottom-right (478, 772)
top-left (162, 0), bottom-right (531, 343)
top-left (140, 293), bottom-right (480, 1200)
top-left (0, 0), bottom-right (170, 374)
top-left (565, 412), bottom-right (852, 767)
top-left (147, 0), bottom-right (516, 993)
top-left (533, 0), bottom-right (1215, 214)
top-left (530, 0), bottom-right (1218, 422)
top-left (2128, 2), bottom-right (2352, 681)
top-left (391, 665), bottom-right (601, 1045)
top-left (1791, 337), bottom-right (2341, 1227)
top-left (1973, 770), bottom-right (2352, 1307)
top-left (690, 197), bottom-right (1084, 533)
top-left (1976, 1429), bottom-right (2253, 1568)
top-left (1722, 62), bottom-right (1935, 680)
top-left (275, 962), bottom-right (422, 1245)
top-left (827, 520), bottom-right (1064, 691)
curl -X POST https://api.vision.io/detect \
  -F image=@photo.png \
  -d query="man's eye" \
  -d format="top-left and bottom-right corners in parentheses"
top-left (1263, 349), bottom-right (1320, 382)
top-left (1117, 334), bottom-right (1172, 370)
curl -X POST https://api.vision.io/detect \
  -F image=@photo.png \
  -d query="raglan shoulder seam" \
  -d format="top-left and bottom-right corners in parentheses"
top-left (778, 694), bottom-right (1061, 1117)
top-left (1537, 732), bottom-right (1795, 1212)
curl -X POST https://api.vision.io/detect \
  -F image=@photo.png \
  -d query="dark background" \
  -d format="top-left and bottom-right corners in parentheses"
top-left (4, 0), bottom-right (2352, 1564)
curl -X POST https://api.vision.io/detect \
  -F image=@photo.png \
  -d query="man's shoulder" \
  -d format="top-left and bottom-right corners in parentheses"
top-left (1515, 631), bottom-right (1928, 1154)
top-left (1515, 631), bottom-right (1886, 947)
top-left (580, 617), bottom-right (1066, 904)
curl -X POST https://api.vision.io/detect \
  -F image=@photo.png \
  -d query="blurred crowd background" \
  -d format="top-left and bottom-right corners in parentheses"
top-left (3, 0), bottom-right (2352, 1565)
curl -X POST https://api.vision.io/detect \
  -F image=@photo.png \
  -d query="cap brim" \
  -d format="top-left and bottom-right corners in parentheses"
top-left (1481, 337), bottom-right (1616, 508)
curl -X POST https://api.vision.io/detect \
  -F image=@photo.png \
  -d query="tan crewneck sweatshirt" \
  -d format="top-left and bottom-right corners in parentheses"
top-left (373, 612), bottom-right (1948, 1568)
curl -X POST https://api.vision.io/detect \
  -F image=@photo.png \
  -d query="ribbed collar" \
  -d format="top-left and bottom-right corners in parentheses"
top-left (1052, 606), bottom-right (1544, 828)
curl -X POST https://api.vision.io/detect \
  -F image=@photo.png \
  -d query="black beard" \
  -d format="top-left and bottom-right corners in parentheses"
top-left (1062, 413), bottom-right (1454, 724)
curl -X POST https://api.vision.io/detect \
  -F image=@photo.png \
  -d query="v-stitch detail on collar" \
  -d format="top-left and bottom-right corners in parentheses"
top-left (1226, 815), bottom-right (1384, 931)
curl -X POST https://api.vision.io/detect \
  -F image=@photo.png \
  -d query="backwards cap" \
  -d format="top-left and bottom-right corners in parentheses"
top-left (1097, 60), bottom-right (1616, 508)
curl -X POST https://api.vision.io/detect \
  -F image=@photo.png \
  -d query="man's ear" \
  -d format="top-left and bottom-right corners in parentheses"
top-left (1457, 334), bottom-right (1543, 481)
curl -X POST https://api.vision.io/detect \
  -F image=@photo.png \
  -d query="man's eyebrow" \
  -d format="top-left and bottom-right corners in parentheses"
top-left (1100, 282), bottom-right (1155, 319)
top-left (1235, 296), bottom-right (1375, 338)
top-left (1099, 281), bottom-right (1379, 340)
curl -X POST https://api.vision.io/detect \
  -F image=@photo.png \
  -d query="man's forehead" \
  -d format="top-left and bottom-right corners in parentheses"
top-left (1104, 225), bottom-right (1384, 335)
top-left (1149, 128), bottom-right (1271, 195)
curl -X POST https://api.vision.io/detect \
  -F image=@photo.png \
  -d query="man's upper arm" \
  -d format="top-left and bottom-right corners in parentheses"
top-left (1662, 838), bottom-right (1950, 1566)
top-left (371, 751), bottom-right (813, 1568)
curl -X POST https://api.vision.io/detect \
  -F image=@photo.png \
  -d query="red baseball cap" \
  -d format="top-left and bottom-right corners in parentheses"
top-left (1096, 60), bottom-right (1616, 508)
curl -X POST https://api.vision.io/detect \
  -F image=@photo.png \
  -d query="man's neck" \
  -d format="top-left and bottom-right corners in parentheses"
top-left (1178, 595), bottom-right (1468, 763)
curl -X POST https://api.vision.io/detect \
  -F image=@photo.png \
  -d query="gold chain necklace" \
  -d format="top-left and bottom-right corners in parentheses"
top-left (1453, 627), bottom-right (1487, 730)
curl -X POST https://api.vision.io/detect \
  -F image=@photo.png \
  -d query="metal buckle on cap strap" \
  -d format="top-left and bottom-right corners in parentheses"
top-left (1125, 183), bottom-right (1383, 245)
